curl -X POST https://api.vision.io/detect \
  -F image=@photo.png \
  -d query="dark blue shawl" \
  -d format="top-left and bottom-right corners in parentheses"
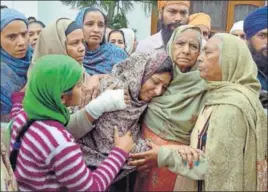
top-left (75, 7), bottom-right (127, 75)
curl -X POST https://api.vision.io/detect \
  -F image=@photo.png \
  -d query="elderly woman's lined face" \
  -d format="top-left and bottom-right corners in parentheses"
top-left (83, 11), bottom-right (105, 50)
top-left (197, 36), bottom-right (222, 81)
top-left (172, 29), bottom-right (200, 72)
top-left (66, 29), bottom-right (85, 64)
top-left (1, 20), bottom-right (29, 58)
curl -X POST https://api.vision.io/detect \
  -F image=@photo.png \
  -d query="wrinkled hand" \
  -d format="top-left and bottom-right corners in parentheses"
top-left (114, 126), bottom-right (135, 153)
top-left (176, 145), bottom-right (203, 168)
top-left (81, 74), bottom-right (100, 107)
top-left (128, 141), bottom-right (160, 172)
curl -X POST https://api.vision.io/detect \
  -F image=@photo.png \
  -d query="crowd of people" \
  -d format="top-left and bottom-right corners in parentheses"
top-left (1, 1), bottom-right (267, 191)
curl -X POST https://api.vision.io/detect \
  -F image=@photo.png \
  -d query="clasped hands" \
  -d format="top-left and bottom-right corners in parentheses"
top-left (127, 141), bottom-right (204, 172)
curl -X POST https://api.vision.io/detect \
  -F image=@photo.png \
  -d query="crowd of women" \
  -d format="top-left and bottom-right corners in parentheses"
top-left (1, 1), bottom-right (267, 191)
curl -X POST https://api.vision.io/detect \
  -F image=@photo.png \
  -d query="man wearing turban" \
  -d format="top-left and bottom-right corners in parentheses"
top-left (136, 1), bottom-right (190, 53)
top-left (229, 20), bottom-right (245, 41)
top-left (244, 6), bottom-right (267, 92)
top-left (189, 12), bottom-right (211, 40)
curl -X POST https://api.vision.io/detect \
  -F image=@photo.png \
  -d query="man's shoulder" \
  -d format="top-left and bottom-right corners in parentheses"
top-left (136, 32), bottom-right (163, 53)
top-left (144, 32), bottom-right (161, 41)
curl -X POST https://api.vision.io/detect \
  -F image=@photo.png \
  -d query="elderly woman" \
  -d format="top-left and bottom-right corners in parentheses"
top-left (156, 34), bottom-right (267, 191)
top-left (1, 8), bottom-right (32, 122)
top-left (128, 25), bottom-right (207, 191)
top-left (195, 33), bottom-right (267, 191)
top-left (75, 7), bottom-right (128, 76)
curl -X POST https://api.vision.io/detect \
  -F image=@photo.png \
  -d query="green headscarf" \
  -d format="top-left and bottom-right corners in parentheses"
top-left (144, 25), bottom-right (207, 144)
top-left (203, 34), bottom-right (266, 190)
top-left (23, 55), bottom-right (83, 126)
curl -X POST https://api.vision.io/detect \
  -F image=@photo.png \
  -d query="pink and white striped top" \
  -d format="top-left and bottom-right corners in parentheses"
top-left (10, 92), bottom-right (128, 191)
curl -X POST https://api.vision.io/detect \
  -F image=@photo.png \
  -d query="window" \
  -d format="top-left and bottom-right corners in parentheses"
top-left (233, 4), bottom-right (258, 22)
top-left (150, 1), bottom-right (265, 34)
top-left (190, 1), bottom-right (228, 31)
top-left (226, 1), bottom-right (265, 31)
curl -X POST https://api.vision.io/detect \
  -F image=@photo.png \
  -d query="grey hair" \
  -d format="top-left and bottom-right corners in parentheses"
top-left (182, 28), bottom-right (203, 50)
top-left (212, 33), bottom-right (224, 65)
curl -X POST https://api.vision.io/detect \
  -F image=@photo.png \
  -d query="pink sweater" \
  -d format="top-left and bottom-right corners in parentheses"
top-left (10, 92), bottom-right (128, 191)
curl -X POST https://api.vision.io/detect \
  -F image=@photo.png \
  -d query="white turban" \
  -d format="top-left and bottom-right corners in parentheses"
top-left (230, 20), bottom-right (244, 33)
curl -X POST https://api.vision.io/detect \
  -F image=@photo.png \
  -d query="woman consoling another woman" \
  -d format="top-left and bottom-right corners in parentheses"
top-left (136, 32), bottom-right (267, 191)
top-left (130, 25), bottom-right (207, 191)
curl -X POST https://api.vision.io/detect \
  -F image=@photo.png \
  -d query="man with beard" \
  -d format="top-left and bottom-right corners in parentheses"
top-left (136, 1), bottom-right (190, 53)
top-left (244, 6), bottom-right (267, 109)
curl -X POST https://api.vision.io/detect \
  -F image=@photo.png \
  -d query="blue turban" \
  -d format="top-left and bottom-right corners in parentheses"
top-left (1, 8), bottom-right (28, 30)
top-left (244, 6), bottom-right (268, 39)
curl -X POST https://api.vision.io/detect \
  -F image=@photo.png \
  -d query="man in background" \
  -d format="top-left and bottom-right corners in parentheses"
top-left (244, 6), bottom-right (267, 91)
top-left (136, 0), bottom-right (190, 53)
top-left (189, 12), bottom-right (211, 41)
top-left (229, 20), bottom-right (245, 41)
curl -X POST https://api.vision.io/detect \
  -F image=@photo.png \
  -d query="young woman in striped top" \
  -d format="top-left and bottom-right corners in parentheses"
top-left (9, 54), bottom-right (134, 191)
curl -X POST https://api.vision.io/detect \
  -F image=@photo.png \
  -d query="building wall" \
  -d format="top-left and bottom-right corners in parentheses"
top-left (37, 1), bottom-right (79, 25)
top-left (1, 0), bottom-right (151, 41)
top-left (1, 0), bottom-right (38, 18)
top-left (125, 3), bottom-right (151, 41)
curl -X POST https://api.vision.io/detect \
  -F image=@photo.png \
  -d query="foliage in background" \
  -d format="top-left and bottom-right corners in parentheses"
top-left (60, 0), bottom-right (158, 29)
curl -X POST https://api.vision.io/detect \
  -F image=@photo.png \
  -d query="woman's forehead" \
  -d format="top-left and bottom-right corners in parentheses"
top-left (84, 11), bottom-right (104, 22)
top-left (29, 22), bottom-right (43, 29)
top-left (2, 20), bottom-right (27, 33)
top-left (205, 36), bottom-right (222, 50)
top-left (175, 29), bottom-right (200, 41)
top-left (110, 31), bottom-right (123, 38)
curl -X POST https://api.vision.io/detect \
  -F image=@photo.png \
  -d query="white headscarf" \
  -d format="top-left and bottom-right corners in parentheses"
top-left (230, 20), bottom-right (244, 33)
top-left (120, 28), bottom-right (135, 55)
